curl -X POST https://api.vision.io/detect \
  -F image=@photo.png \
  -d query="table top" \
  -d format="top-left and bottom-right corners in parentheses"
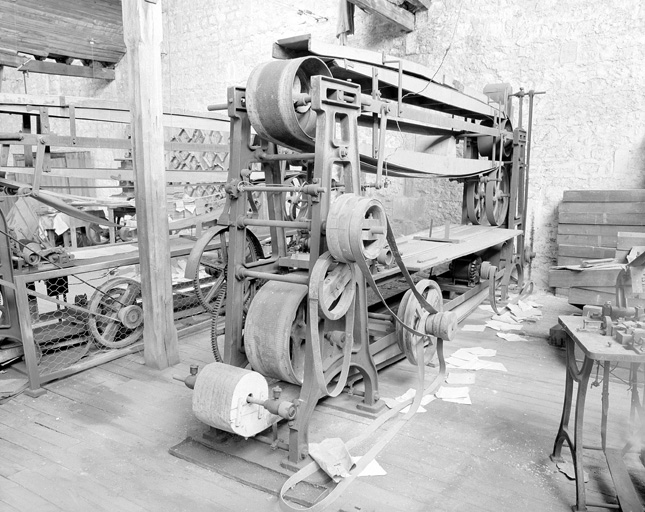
top-left (559, 315), bottom-right (645, 363)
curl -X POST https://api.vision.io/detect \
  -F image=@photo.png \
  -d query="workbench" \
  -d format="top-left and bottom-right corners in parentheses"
top-left (552, 315), bottom-right (645, 512)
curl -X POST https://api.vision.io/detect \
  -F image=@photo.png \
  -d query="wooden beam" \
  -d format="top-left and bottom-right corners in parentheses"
top-left (17, 59), bottom-right (115, 80)
top-left (403, 0), bottom-right (431, 12)
top-left (348, 0), bottom-right (415, 32)
top-left (122, 0), bottom-right (179, 369)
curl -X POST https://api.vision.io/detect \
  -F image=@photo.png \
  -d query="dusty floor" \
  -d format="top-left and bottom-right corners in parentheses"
top-left (1, 290), bottom-right (644, 511)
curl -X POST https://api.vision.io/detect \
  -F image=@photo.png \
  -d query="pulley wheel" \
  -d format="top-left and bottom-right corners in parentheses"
top-left (188, 227), bottom-right (263, 315)
top-left (326, 193), bottom-right (388, 263)
top-left (465, 180), bottom-right (485, 225)
top-left (244, 280), bottom-right (316, 385)
top-left (311, 252), bottom-right (356, 321)
top-left (478, 118), bottom-right (513, 160)
top-left (246, 57), bottom-right (332, 151)
top-left (396, 279), bottom-right (443, 365)
top-left (485, 166), bottom-right (510, 226)
top-left (88, 277), bottom-right (143, 349)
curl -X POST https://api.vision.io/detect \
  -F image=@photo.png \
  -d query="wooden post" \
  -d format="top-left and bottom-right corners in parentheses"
top-left (122, 0), bottom-right (179, 368)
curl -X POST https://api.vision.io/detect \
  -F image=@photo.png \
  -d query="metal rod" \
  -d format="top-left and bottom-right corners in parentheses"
top-left (237, 268), bottom-right (309, 285)
top-left (207, 103), bottom-right (228, 111)
top-left (0, 133), bottom-right (24, 141)
top-left (240, 218), bottom-right (311, 230)
top-left (257, 152), bottom-right (316, 162)
top-left (239, 185), bottom-right (324, 194)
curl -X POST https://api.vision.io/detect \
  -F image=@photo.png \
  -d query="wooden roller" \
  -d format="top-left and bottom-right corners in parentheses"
top-left (192, 362), bottom-right (279, 438)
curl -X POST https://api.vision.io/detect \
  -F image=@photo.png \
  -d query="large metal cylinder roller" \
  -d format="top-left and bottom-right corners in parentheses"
top-left (244, 280), bottom-right (310, 385)
top-left (246, 56), bottom-right (332, 150)
top-left (192, 362), bottom-right (279, 437)
top-left (326, 193), bottom-right (388, 264)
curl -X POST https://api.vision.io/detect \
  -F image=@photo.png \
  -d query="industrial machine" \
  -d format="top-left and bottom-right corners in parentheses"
top-left (181, 37), bottom-right (538, 468)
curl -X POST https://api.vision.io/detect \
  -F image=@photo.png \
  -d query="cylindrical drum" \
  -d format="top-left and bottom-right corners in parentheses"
top-left (192, 362), bottom-right (278, 438)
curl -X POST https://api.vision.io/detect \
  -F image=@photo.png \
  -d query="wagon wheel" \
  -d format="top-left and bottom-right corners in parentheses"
top-left (187, 226), bottom-right (263, 315)
top-left (88, 277), bottom-right (143, 349)
top-left (465, 179), bottom-right (486, 225)
top-left (485, 166), bottom-right (510, 226)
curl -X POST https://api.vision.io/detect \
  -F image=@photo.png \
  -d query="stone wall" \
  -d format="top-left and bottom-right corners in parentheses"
top-left (2, 0), bottom-right (644, 289)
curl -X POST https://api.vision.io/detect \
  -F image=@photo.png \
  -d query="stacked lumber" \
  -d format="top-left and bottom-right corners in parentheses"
top-left (557, 190), bottom-right (645, 266)
top-left (551, 190), bottom-right (645, 306)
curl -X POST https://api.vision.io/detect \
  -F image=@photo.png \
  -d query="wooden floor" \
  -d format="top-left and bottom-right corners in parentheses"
top-left (1, 292), bottom-right (645, 512)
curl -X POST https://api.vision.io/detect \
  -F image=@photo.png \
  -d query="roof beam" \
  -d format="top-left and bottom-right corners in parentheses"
top-left (17, 60), bottom-right (115, 80)
top-left (348, 0), bottom-right (415, 32)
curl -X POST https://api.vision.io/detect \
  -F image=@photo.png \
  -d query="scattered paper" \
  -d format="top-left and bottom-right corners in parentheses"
top-left (465, 347), bottom-right (496, 357)
top-left (446, 372), bottom-right (476, 385)
top-left (486, 320), bottom-right (523, 331)
top-left (309, 438), bottom-right (353, 483)
top-left (557, 461), bottom-right (589, 482)
top-left (461, 324), bottom-right (486, 332)
top-left (478, 305), bottom-right (495, 313)
top-left (492, 312), bottom-right (520, 325)
top-left (397, 388), bottom-right (416, 401)
top-left (443, 396), bottom-right (472, 405)
top-left (421, 394), bottom-right (437, 406)
top-left (480, 361), bottom-right (507, 372)
top-left (449, 348), bottom-right (480, 361)
top-left (400, 404), bottom-right (427, 414)
top-left (436, 386), bottom-right (470, 400)
top-left (496, 332), bottom-right (528, 342)
top-left (351, 456), bottom-right (387, 477)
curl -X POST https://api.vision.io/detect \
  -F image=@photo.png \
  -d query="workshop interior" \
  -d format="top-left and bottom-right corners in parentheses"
top-left (0, 1), bottom-right (644, 511)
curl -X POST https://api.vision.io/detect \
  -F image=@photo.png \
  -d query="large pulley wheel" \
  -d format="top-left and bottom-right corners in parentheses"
top-left (478, 118), bottom-right (513, 160)
top-left (465, 179), bottom-right (486, 225)
top-left (246, 57), bottom-right (332, 151)
top-left (326, 193), bottom-right (388, 263)
top-left (485, 166), bottom-right (510, 226)
top-left (88, 277), bottom-right (143, 349)
top-left (396, 279), bottom-right (443, 365)
top-left (186, 227), bottom-right (263, 315)
top-left (244, 280), bottom-right (313, 385)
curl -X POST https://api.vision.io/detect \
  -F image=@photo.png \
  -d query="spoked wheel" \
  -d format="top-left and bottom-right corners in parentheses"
top-left (88, 277), bottom-right (143, 349)
top-left (485, 166), bottom-right (510, 226)
top-left (283, 175), bottom-right (309, 221)
top-left (396, 279), bottom-right (444, 365)
top-left (465, 179), bottom-right (486, 225)
top-left (244, 281), bottom-right (313, 385)
top-left (186, 226), bottom-right (263, 315)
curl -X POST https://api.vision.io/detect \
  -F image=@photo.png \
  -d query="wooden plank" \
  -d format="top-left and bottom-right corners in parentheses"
top-left (559, 212), bottom-right (645, 226)
top-left (604, 449), bottom-right (643, 512)
top-left (18, 60), bottom-right (115, 80)
top-left (556, 234), bottom-right (619, 248)
top-left (2, 166), bottom-right (229, 183)
top-left (348, 0), bottom-right (415, 31)
top-left (559, 201), bottom-right (645, 214)
top-left (558, 224), bottom-right (645, 236)
top-left (557, 245), bottom-right (616, 259)
top-left (122, 0), bottom-right (178, 369)
top-left (548, 267), bottom-right (623, 288)
top-left (617, 232), bottom-right (645, 250)
top-left (563, 189), bottom-right (645, 203)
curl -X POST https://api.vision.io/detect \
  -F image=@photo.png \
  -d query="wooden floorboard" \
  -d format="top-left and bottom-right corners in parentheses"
top-left (2, 292), bottom-right (644, 511)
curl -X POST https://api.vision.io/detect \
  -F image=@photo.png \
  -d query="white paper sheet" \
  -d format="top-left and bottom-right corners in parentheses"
top-left (496, 332), bottom-right (528, 342)
top-left (461, 324), bottom-right (487, 332)
top-left (446, 372), bottom-right (477, 385)
top-left (486, 320), bottom-right (523, 331)
top-left (351, 456), bottom-right (387, 477)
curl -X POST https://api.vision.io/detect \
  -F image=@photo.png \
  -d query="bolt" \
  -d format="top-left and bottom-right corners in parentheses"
top-left (189, 365), bottom-right (198, 376)
top-left (339, 147), bottom-right (348, 158)
top-left (272, 385), bottom-right (282, 399)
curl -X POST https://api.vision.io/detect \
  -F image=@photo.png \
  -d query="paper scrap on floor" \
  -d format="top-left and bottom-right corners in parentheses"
top-left (436, 386), bottom-right (472, 405)
top-left (446, 347), bottom-right (507, 372)
top-left (351, 456), bottom-right (387, 477)
top-left (485, 320), bottom-right (523, 331)
top-left (491, 312), bottom-right (520, 325)
top-left (496, 332), bottom-right (528, 342)
top-left (446, 372), bottom-right (477, 385)
top-left (461, 324), bottom-right (487, 332)
top-left (478, 304), bottom-right (496, 314)
top-left (382, 388), bottom-right (435, 414)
